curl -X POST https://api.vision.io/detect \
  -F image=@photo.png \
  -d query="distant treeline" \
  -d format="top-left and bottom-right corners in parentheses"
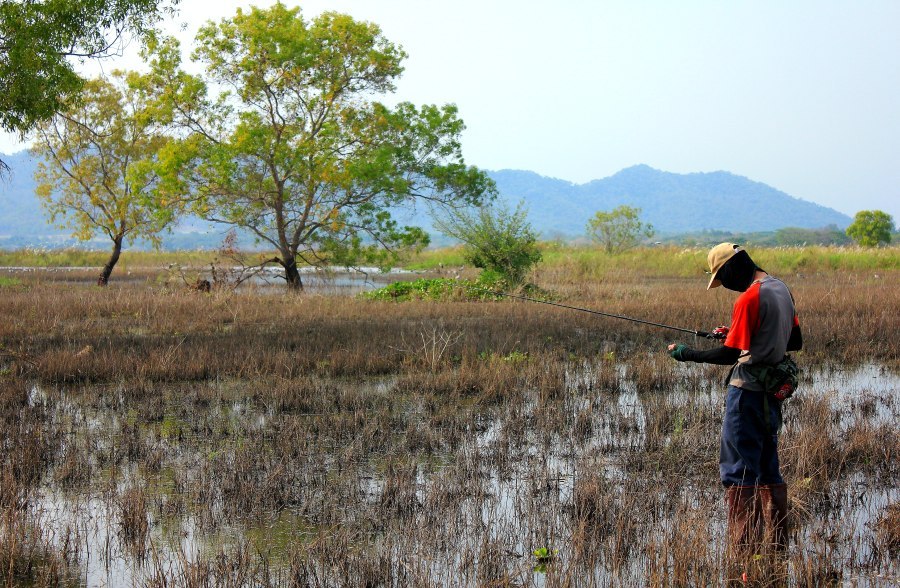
top-left (3, 224), bottom-right (897, 254)
top-left (2, 243), bottom-right (898, 276)
top-left (654, 224), bottom-right (871, 247)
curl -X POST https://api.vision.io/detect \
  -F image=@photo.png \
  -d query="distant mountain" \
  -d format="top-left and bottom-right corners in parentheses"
top-left (0, 151), bottom-right (54, 236)
top-left (0, 151), bottom-right (229, 249)
top-left (0, 151), bottom-right (852, 248)
top-left (483, 165), bottom-right (851, 236)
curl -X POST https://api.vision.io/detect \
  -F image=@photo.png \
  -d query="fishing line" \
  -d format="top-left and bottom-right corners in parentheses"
top-left (472, 287), bottom-right (715, 339)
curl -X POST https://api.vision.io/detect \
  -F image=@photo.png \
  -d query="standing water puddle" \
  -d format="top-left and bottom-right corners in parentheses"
top-left (16, 363), bottom-right (900, 586)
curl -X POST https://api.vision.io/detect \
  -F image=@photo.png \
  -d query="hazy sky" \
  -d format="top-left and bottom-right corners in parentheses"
top-left (2, 0), bottom-right (898, 220)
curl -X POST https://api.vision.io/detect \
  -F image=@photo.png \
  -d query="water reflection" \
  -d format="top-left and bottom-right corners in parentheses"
top-left (20, 363), bottom-right (900, 586)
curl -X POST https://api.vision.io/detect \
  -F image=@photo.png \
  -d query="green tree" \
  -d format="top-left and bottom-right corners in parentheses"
top-left (32, 72), bottom-right (175, 285)
top-left (146, 5), bottom-right (494, 290)
top-left (434, 200), bottom-right (541, 287)
top-left (0, 0), bottom-right (178, 172)
top-left (845, 210), bottom-right (894, 247)
top-left (586, 205), bottom-right (654, 253)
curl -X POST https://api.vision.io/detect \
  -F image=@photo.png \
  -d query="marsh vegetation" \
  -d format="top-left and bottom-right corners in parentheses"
top-left (0, 246), bottom-right (897, 586)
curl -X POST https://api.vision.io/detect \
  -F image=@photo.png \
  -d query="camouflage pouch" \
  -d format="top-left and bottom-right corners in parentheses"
top-left (745, 354), bottom-right (800, 401)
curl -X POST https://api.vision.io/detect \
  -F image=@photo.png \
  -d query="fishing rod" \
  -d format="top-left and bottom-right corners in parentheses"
top-left (472, 287), bottom-right (718, 339)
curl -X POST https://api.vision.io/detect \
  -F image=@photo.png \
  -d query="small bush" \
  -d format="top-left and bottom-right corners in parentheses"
top-left (360, 278), bottom-right (461, 301)
top-left (433, 200), bottom-right (542, 286)
top-left (359, 272), bottom-right (550, 303)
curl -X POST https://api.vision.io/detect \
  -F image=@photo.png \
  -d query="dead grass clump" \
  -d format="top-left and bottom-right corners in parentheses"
top-left (145, 545), bottom-right (213, 587)
top-left (421, 455), bottom-right (486, 527)
top-left (629, 353), bottom-right (679, 393)
top-left (0, 379), bottom-right (57, 506)
top-left (528, 358), bottom-right (567, 403)
top-left (395, 355), bottom-right (524, 404)
top-left (475, 538), bottom-right (516, 587)
top-left (200, 440), bottom-right (300, 520)
top-left (148, 540), bottom-right (263, 588)
top-left (402, 417), bottom-right (441, 455)
top-left (0, 508), bottom-right (74, 587)
top-left (572, 473), bottom-right (611, 530)
top-left (608, 488), bottom-right (645, 573)
top-left (573, 404), bottom-right (594, 442)
top-left (843, 420), bottom-right (899, 482)
top-left (571, 472), bottom-right (614, 566)
top-left (265, 376), bottom-right (344, 413)
top-left (0, 469), bottom-right (27, 512)
top-left (379, 459), bottom-right (420, 518)
top-left (645, 501), bottom-right (718, 586)
top-left (875, 502), bottom-right (900, 555)
top-left (0, 378), bottom-right (27, 416)
top-left (642, 393), bottom-right (678, 453)
top-left (790, 541), bottom-right (843, 587)
top-left (575, 358), bottom-right (621, 395)
top-left (570, 473), bottom-right (647, 574)
top-left (636, 395), bottom-right (720, 484)
top-left (53, 440), bottom-right (93, 489)
top-left (781, 394), bottom-right (843, 497)
top-left (287, 532), bottom-right (406, 588)
top-left (118, 486), bottom-right (150, 556)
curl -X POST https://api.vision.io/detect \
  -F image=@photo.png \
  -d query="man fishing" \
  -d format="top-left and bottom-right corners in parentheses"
top-left (666, 243), bottom-right (802, 576)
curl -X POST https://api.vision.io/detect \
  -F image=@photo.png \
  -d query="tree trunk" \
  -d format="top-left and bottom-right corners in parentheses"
top-left (97, 235), bottom-right (123, 286)
top-left (283, 256), bottom-right (303, 291)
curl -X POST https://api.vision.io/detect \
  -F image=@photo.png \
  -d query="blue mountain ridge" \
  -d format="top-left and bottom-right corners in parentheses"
top-left (0, 151), bottom-right (850, 248)
top-left (479, 165), bottom-right (850, 236)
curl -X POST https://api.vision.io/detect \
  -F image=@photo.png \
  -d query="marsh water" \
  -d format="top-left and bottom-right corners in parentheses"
top-left (20, 363), bottom-right (900, 587)
top-left (0, 265), bottom-right (415, 294)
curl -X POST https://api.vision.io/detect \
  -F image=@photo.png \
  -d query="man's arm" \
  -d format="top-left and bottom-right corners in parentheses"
top-left (787, 324), bottom-right (803, 351)
top-left (669, 284), bottom-right (755, 365)
top-left (669, 344), bottom-right (742, 365)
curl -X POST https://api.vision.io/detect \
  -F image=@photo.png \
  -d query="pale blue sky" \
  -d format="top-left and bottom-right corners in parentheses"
top-left (3, 0), bottom-right (898, 220)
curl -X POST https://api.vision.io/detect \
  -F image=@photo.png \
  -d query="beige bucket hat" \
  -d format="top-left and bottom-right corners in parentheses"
top-left (707, 242), bottom-right (742, 289)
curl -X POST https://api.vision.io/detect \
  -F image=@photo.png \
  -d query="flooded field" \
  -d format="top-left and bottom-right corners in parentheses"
top-left (3, 362), bottom-right (897, 587)
top-left (1, 266), bottom-right (898, 586)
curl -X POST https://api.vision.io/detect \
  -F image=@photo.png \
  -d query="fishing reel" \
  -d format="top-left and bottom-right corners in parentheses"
top-left (710, 325), bottom-right (729, 340)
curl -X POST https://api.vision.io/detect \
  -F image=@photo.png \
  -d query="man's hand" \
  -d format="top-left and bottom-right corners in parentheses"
top-left (711, 325), bottom-right (729, 341)
top-left (668, 343), bottom-right (689, 361)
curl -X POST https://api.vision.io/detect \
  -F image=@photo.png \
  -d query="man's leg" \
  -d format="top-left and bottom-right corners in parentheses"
top-left (760, 483), bottom-right (789, 554)
top-left (760, 400), bottom-right (789, 554)
top-left (725, 485), bottom-right (763, 559)
top-left (720, 386), bottom-right (767, 565)
top-left (720, 386), bottom-right (767, 486)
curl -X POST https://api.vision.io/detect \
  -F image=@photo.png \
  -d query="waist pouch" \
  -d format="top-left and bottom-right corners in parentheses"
top-left (741, 354), bottom-right (800, 401)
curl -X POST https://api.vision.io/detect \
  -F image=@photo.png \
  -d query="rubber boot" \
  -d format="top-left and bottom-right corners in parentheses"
top-left (760, 483), bottom-right (790, 554)
top-left (725, 486), bottom-right (763, 573)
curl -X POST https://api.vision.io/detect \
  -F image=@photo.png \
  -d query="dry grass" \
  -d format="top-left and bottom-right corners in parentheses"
top-left (876, 503), bottom-right (900, 555)
top-left (0, 265), bottom-right (897, 586)
top-left (0, 267), bottom-right (896, 386)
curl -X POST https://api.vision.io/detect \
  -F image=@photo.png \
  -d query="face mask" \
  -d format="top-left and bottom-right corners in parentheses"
top-left (717, 250), bottom-right (758, 292)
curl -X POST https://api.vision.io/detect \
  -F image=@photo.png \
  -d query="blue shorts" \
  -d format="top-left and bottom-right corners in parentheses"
top-left (720, 385), bottom-right (784, 486)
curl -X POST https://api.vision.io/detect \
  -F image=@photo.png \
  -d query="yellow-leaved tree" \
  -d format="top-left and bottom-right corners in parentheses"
top-left (145, 4), bottom-right (495, 290)
top-left (32, 72), bottom-right (176, 285)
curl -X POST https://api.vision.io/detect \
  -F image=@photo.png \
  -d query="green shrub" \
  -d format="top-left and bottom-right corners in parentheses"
top-left (433, 201), bottom-right (542, 286)
top-left (0, 276), bottom-right (23, 288)
top-left (360, 278), bottom-right (462, 301)
top-left (359, 271), bottom-right (549, 303)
